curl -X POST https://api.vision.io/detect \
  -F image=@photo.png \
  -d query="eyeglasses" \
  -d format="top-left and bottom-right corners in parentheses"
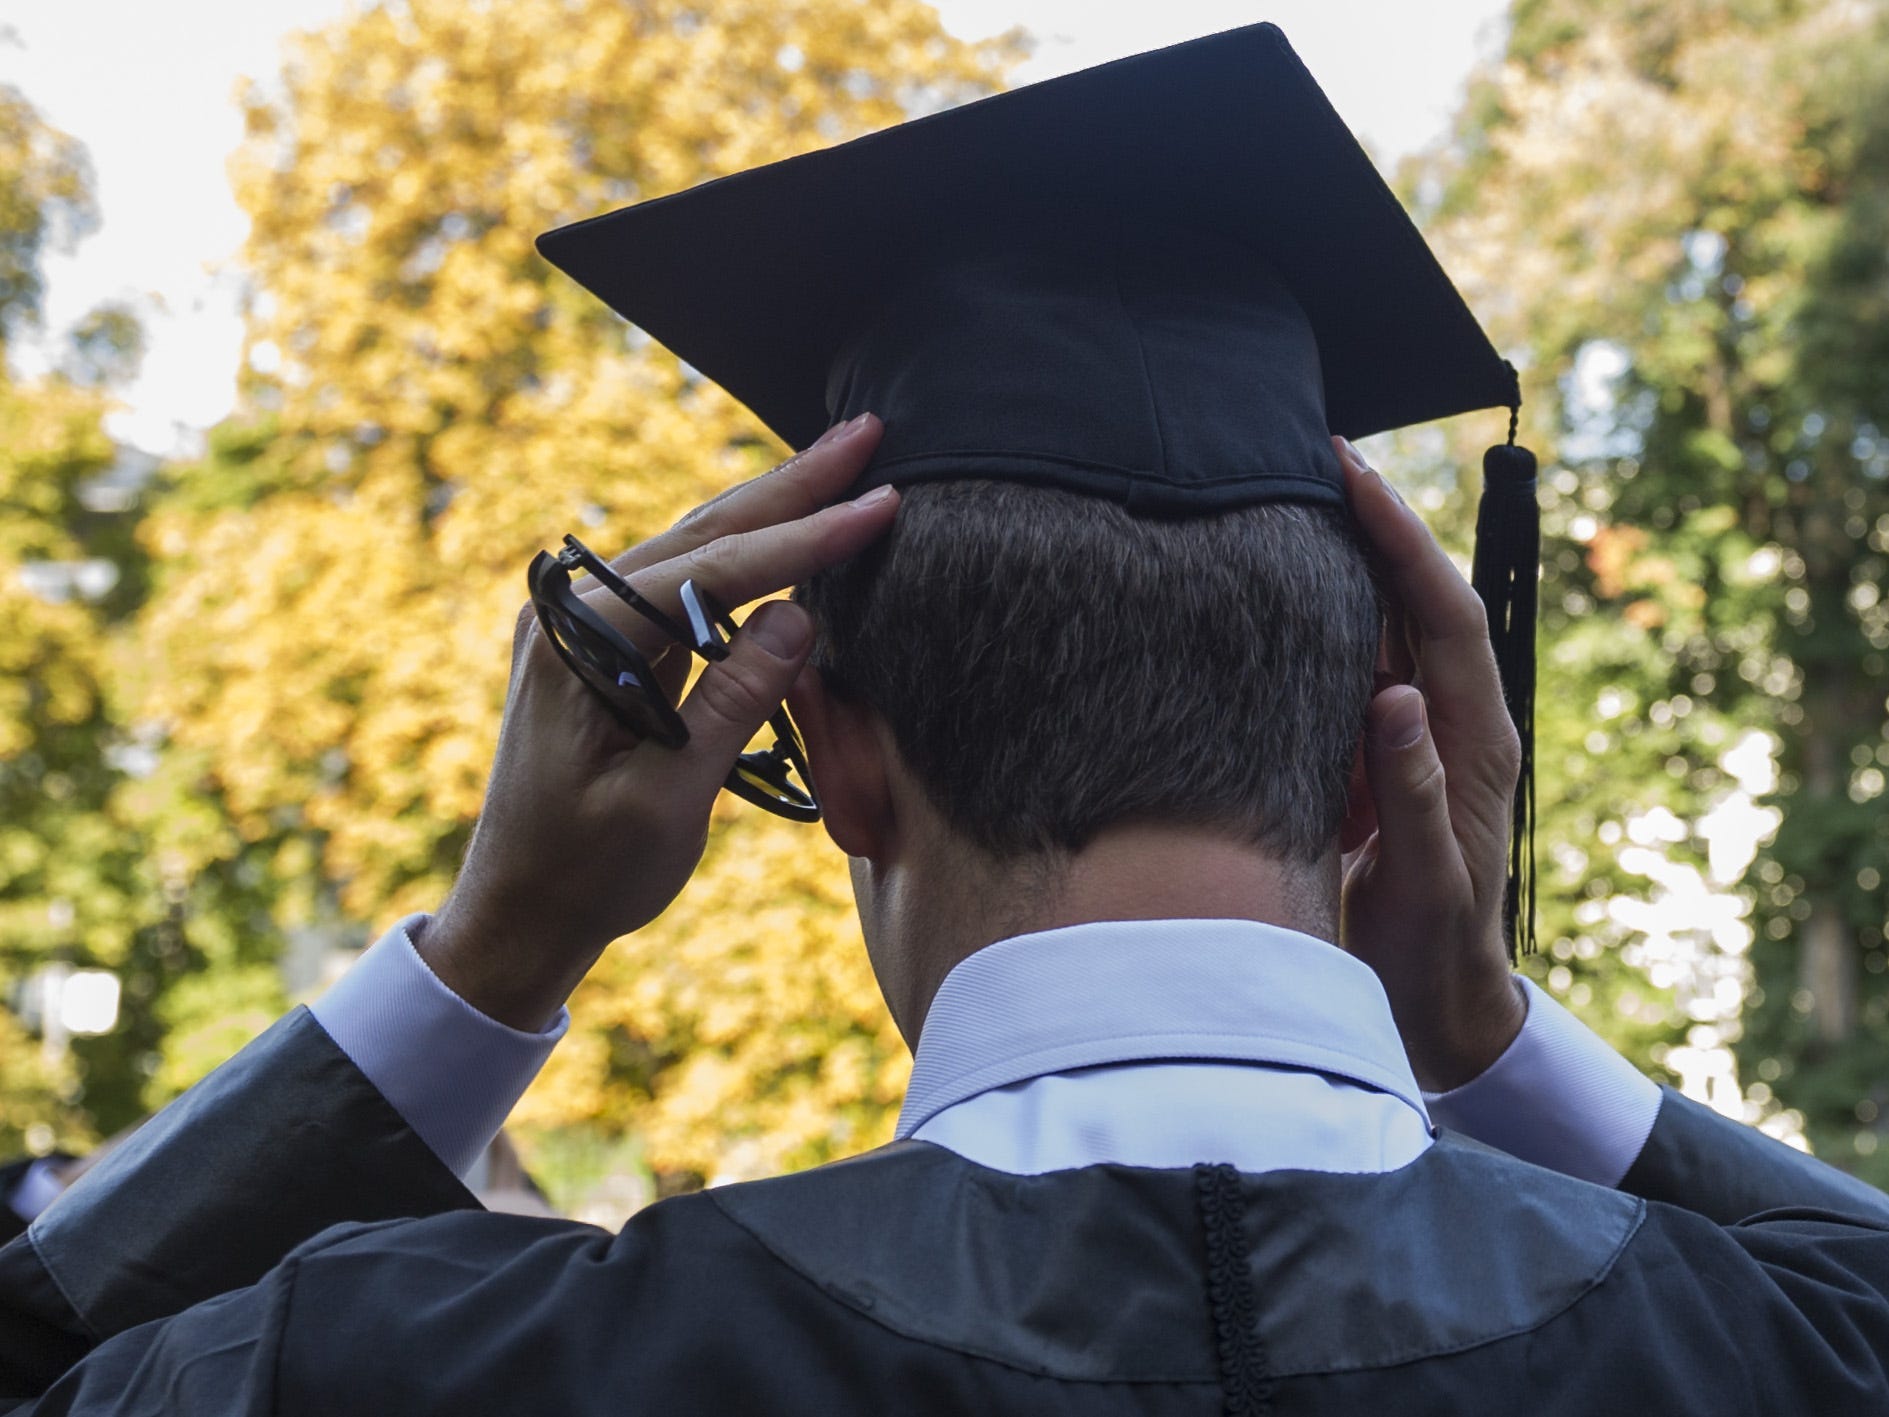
top-left (526, 534), bottom-right (820, 822)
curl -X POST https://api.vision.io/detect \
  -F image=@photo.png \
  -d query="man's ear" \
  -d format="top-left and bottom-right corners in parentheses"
top-left (787, 666), bottom-right (893, 861)
top-left (1338, 737), bottom-right (1377, 854)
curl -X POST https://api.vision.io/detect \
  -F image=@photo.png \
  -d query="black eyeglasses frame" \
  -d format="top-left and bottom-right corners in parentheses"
top-left (527, 534), bottom-right (820, 822)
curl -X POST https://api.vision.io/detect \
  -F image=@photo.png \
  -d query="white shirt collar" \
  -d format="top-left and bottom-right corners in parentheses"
top-left (895, 918), bottom-right (1431, 1140)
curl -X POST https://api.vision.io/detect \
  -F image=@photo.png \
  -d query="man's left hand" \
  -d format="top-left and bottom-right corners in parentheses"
top-left (420, 415), bottom-right (895, 1031)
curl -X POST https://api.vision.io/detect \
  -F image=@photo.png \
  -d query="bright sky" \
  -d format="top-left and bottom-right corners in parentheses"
top-left (0, 0), bottom-right (1509, 455)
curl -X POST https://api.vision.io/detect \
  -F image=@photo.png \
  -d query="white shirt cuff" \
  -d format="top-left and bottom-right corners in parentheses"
top-left (308, 914), bottom-right (568, 1179)
top-left (1423, 974), bottom-right (1662, 1187)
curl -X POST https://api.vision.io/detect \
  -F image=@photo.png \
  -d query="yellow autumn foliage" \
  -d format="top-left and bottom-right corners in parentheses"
top-left (138, 0), bottom-right (1013, 1179)
top-left (0, 84), bottom-right (126, 1149)
top-left (0, 378), bottom-right (115, 1145)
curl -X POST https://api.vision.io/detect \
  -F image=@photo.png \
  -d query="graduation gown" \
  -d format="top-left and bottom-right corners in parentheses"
top-left (2, 1006), bottom-right (1887, 1415)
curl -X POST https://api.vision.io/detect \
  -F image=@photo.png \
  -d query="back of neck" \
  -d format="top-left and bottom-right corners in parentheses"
top-left (885, 824), bottom-right (1338, 1039)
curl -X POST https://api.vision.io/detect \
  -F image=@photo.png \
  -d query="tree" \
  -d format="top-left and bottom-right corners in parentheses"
top-left (142, 0), bottom-right (1015, 1184)
top-left (1414, 0), bottom-right (1889, 1176)
top-left (0, 87), bottom-right (91, 348)
top-left (0, 81), bottom-right (309, 1152)
top-left (0, 86), bottom-right (147, 1152)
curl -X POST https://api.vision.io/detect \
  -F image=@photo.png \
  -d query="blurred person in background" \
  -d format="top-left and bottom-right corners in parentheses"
top-left (0, 1158), bottom-right (73, 1249)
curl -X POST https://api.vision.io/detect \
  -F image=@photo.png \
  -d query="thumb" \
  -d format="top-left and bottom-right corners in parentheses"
top-left (671, 600), bottom-right (814, 789)
top-left (1361, 685), bottom-right (1455, 882)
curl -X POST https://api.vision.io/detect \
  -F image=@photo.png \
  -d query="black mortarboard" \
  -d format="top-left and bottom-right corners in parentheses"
top-left (536, 21), bottom-right (1541, 955)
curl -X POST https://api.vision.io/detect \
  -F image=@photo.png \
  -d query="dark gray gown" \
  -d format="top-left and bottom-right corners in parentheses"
top-left (3, 1007), bottom-right (1887, 1414)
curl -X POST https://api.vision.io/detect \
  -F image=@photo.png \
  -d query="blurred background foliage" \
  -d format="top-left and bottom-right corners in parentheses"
top-left (1, 0), bottom-right (1887, 1200)
top-left (1404, 0), bottom-right (1889, 1181)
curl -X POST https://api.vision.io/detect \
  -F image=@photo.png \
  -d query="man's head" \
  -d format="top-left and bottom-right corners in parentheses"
top-left (792, 477), bottom-right (1381, 1032)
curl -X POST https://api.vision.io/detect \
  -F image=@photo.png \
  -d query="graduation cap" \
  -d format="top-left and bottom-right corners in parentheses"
top-left (536, 21), bottom-right (1540, 957)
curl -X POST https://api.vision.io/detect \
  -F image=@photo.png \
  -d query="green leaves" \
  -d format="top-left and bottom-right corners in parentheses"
top-left (1419, 0), bottom-right (1889, 1178)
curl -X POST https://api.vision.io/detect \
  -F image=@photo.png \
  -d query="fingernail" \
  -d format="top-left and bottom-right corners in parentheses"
top-left (853, 484), bottom-right (896, 509)
top-left (828, 411), bottom-right (874, 443)
top-left (811, 419), bottom-right (850, 449)
top-left (1340, 437), bottom-right (1393, 500)
top-left (1379, 691), bottom-right (1426, 749)
top-left (748, 602), bottom-right (812, 660)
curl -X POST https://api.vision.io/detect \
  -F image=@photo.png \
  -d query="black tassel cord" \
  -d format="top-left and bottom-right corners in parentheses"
top-left (1469, 406), bottom-right (1539, 962)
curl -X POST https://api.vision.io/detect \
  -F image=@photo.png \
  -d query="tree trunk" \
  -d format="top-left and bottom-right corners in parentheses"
top-left (1793, 504), bottom-right (1862, 1046)
top-left (1800, 900), bottom-right (1858, 1043)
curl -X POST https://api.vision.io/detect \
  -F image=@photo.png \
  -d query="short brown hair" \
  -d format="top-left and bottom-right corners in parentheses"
top-left (798, 480), bottom-right (1379, 863)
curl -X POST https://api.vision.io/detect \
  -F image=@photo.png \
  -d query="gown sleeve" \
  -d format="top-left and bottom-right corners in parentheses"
top-left (1621, 1084), bottom-right (1889, 1226)
top-left (0, 1007), bottom-right (477, 1405)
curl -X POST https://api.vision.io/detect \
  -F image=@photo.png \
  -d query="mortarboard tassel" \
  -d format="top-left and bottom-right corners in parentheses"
top-left (1470, 404), bottom-right (1539, 961)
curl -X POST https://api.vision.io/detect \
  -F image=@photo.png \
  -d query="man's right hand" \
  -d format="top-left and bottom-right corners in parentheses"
top-left (420, 414), bottom-right (897, 1032)
top-left (1335, 436), bottom-right (1529, 1093)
